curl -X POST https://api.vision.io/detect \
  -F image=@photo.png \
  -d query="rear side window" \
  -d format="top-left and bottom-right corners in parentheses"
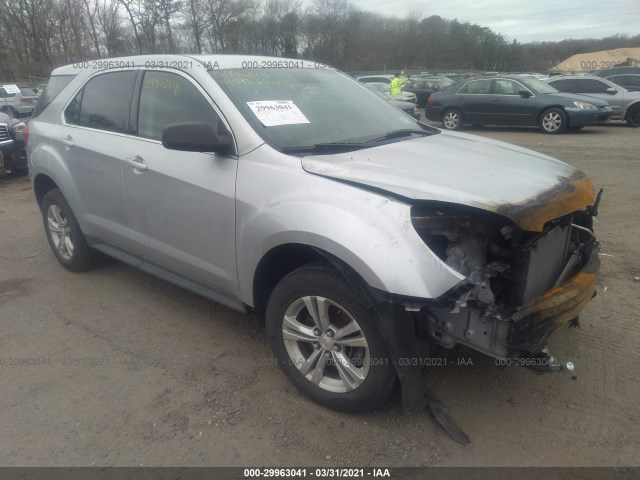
top-left (458, 79), bottom-right (491, 94)
top-left (574, 79), bottom-right (610, 94)
top-left (32, 75), bottom-right (76, 117)
top-left (136, 71), bottom-right (222, 141)
top-left (65, 71), bottom-right (137, 133)
top-left (549, 79), bottom-right (575, 93)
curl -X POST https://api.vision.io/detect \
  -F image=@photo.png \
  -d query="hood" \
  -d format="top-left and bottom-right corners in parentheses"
top-left (302, 130), bottom-right (595, 232)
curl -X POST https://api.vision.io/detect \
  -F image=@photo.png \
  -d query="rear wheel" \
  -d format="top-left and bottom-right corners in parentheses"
top-left (626, 105), bottom-right (640, 127)
top-left (540, 108), bottom-right (567, 134)
top-left (442, 109), bottom-right (463, 131)
top-left (41, 189), bottom-right (99, 272)
top-left (266, 265), bottom-right (396, 412)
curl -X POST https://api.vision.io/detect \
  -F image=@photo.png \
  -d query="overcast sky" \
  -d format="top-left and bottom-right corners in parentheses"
top-left (336, 0), bottom-right (640, 43)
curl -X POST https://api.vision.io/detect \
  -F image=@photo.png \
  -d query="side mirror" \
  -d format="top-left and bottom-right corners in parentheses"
top-left (519, 90), bottom-right (532, 98)
top-left (162, 122), bottom-right (233, 154)
top-left (606, 87), bottom-right (617, 94)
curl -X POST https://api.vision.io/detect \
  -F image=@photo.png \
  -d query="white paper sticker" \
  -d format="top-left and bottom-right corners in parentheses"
top-left (2, 84), bottom-right (20, 94)
top-left (247, 100), bottom-right (310, 127)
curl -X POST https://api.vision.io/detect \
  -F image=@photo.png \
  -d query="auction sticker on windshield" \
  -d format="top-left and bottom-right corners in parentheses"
top-left (247, 100), bottom-right (310, 126)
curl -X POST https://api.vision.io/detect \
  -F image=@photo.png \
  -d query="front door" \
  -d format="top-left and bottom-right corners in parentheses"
top-left (122, 70), bottom-right (240, 300)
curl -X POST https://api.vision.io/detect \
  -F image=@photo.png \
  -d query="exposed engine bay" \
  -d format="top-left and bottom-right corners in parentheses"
top-left (410, 194), bottom-right (601, 363)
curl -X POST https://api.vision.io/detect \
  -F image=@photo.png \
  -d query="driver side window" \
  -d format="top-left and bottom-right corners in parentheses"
top-left (137, 71), bottom-right (223, 141)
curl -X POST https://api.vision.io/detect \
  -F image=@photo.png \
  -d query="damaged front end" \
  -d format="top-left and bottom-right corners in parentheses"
top-left (410, 191), bottom-right (601, 364)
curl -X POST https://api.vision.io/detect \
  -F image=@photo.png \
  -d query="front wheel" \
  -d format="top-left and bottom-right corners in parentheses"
top-left (266, 265), bottom-right (396, 412)
top-left (626, 105), bottom-right (640, 127)
top-left (540, 108), bottom-right (567, 134)
top-left (41, 189), bottom-right (99, 272)
top-left (442, 109), bottom-right (463, 130)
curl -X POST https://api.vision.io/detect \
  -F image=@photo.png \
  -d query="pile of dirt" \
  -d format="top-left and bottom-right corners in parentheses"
top-left (552, 47), bottom-right (640, 72)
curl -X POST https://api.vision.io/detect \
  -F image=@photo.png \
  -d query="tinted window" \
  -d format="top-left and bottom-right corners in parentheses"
top-left (137, 71), bottom-right (222, 141)
top-left (611, 75), bottom-right (640, 87)
top-left (32, 75), bottom-right (75, 117)
top-left (411, 81), bottom-right (425, 89)
top-left (493, 79), bottom-right (518, 95)
top-left (459, 79), bottom-right (491, 94)
top-left (549, 79), bottom-right (575, 93)
top-left (574, 79), bottom-right (610, 94)
top-left (65, 71), bottom-right (136, 133)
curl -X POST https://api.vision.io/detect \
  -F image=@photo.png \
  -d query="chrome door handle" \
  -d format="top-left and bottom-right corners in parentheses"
top-left (492, 97), bottom-right (500, 102)
top-left (124, 156), bottom-right (147, 171)
top-left (61, 136), bottom-right (74, 147)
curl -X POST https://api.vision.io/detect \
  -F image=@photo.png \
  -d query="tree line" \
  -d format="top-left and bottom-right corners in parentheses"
top-left (1, 0), bottom-right (639, 81)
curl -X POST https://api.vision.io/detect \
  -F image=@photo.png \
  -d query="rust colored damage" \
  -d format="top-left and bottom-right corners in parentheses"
top-left (498, 172), bottom-right (595, 232)
top-left (511, 247), bottom-right (600, 351)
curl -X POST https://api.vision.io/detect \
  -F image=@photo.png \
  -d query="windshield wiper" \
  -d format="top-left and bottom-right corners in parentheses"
top-left (280, 142), bottom-right (370, 155)
top-left (364, 129), bottom-right (433, 143)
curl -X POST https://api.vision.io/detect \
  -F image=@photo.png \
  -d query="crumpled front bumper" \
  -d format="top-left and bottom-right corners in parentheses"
top-left (509, 243), bottom-right (600, 353)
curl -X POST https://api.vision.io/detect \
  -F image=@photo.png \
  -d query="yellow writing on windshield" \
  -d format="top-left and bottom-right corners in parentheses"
top-left (144, 75), bottom-right (181, 95)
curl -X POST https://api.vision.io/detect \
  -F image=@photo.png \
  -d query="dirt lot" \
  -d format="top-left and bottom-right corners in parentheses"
top-left (0, 119), bottom-right (639, 467)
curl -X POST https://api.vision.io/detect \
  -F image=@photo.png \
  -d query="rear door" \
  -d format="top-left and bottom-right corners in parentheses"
top-left (59, 70), bottom-right (140, 251)
top-left (122, 69), bottom-right (240, 300)
top-left (454, 79), bottom-right (493, 122)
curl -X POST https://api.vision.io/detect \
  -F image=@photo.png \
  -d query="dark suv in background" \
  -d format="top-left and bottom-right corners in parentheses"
top-left (0, 111), bottom-right (27, 175)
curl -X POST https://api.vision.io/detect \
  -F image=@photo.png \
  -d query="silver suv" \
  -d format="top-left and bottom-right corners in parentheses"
top-left (28, 55), bottom-right (601, 420)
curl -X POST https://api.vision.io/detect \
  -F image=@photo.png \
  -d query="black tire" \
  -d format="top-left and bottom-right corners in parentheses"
top-left (41, 189), bottom-right (99, 272)
top-left (266, 264), bottom-right (397, 413)
top-left (626, 104), bottom-right (640, 127)
top-left (539, 108), bottom-right (567, 134)
top-left (441, 109), bottom-right (463, 130)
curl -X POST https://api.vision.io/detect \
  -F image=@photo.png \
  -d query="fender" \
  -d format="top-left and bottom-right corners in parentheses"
top-left (235, 145), bottom-right (464, 307)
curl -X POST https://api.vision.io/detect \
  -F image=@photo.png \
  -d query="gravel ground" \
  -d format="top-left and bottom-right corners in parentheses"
top-left (0, 118), bottom-right (638, 467)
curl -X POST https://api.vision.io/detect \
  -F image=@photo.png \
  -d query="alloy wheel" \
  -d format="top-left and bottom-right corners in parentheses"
top-left (47, 204), bottom-right (74, 260)
top-left (281, 295), bottom-right (370, 393)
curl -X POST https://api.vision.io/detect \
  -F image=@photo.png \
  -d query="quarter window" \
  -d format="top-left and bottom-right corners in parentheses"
top-left (137, 71), bottom-right (222, 141)
top-left (64, 71), bottom-right (136, 133)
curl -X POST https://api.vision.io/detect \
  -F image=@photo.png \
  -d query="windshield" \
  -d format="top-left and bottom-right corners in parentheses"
top-left (210, 69), bottom-right (426, 152)
top-left (520, 78), bottom-right (558, 94)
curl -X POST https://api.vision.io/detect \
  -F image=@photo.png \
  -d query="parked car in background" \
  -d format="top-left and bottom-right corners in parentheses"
top-left (426, 75), bottom-right (611, 133)
top-left (403, 77), bottom-right (452, 107)
top-left (0, 111), bottom-right (27, 175)
top-left (546, 75), bottom-right (640, 127)
top-left (594, 66), bottom-right (640, 78)
top-left (604, 74), bottom-right (640, 92)
top-left (364, 81), bottom-right (417, 103)
top-left (363, 83), bottom-right (420, 119)
top-left (0, 85), bottom-right (38, 117)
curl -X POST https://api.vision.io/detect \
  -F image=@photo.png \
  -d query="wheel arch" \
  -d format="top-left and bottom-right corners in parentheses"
top-left (251, 243), bottom-right (375, 319)
top-left (623, 100), bottom-right (640, 120)
top-left (33, 173), bottom-right (60, 208)
top-left (537, 105), bottom-right (568, 125)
